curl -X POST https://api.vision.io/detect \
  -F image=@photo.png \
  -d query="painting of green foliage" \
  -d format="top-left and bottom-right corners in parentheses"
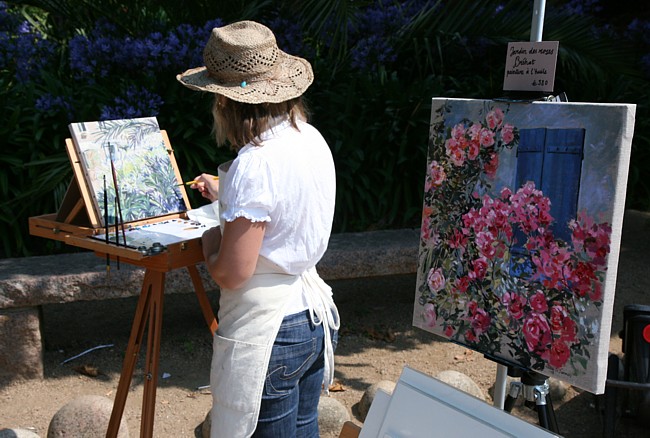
top-left (69, 117), bottom-right (186, 226)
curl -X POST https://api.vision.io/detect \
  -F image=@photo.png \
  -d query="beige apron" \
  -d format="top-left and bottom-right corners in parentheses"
top-left (210, 161), bottom-right (339, 438)
top-left (209, 259), bottom-right (338, 438)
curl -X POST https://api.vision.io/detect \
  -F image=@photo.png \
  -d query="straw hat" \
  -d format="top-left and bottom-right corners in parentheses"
top-left (176, 21), bottom-right (313, 104)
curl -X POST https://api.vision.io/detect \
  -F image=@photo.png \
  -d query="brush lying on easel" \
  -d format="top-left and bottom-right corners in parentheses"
top-left (104, 175), bottom-right (110, 278)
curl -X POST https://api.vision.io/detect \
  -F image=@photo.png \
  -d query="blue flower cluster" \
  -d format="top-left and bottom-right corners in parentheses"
top-left (35, 93), bottom-right (74, 118)
top-left (0, 2), bottom-right (56, 83)
top-left (267, 14), bottom-right (315, 61)
top-left (560, 0), bottom-right (604, 16)
top-left (626, 18), bottom-right (650, 76)
top-left (68, 18), bottom-right (223, 81)
top-left (349, 1), bottom-right (408, 70)
top-left (64, 17), bottom-right (224, 119)
top-left (3, 0), bottom-right (648, 123)
top-left (271, 0), bottom-right (430, 72)
top-left (560, 0), bottom-right (650, 78)
top-left (100, 85), bottom-right (164, 120)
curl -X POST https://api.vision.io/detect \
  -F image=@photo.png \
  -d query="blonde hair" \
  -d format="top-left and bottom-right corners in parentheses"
top-left (211, 95), bottom-right (310, 151)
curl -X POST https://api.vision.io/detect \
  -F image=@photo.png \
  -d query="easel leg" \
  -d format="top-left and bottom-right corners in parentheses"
top-left (493, 363), bottom-right (509, 409)
top-left (521, 372), bottom-right (560, 434)
top-left (140, 271), bottom-right (165, 437)
top-left (536, 390), bottom-right (559, 433)
top-left (187, 265), bottom-right (218, 335)
top-left (106, 269), bottom-right (158, 438)
top-left (503, 381), bottom-right (522, 412)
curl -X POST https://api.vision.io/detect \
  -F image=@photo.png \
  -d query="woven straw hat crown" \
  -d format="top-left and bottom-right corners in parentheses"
top-left (177, 21), bottom-right (313, 104)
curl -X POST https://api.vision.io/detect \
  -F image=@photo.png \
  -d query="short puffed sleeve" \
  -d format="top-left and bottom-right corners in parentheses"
top-left (219, 150), bottom-right (273, 223)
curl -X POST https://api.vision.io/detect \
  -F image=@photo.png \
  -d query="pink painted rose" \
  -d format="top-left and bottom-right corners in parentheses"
top-left (469, 257), bottom-right (489, 280)
top-left (451, 123), bottom-right (466, 139)
top-left (560, 317), bottom-right (578, 344)
top-left (486, 108), bottom-right (504, 130)
top-left (427, 267), bottom-right (446, 293)
top-left (471, 308), bottom-right (491, 335)
top-left (455, 276), bottom-right (471, 293)
top-left (589, 282), bottom-right (603, 302)
top-left (549, 304), bottom-right (569, 332)
top-left (479, 128), bottom-right (496, 147)
top-left (448, 146), bottom-right (466, 167)
top-left (503, 291), bottom-right (526, 320)
top-left (529, 290), bottom-right (549, 313)
top-left (523, 313), bottom-right (552, 353)
top-left (570, 262), bottom-right (597, 297)
top-left (420, 217), bottom-right (440, 248)
top-left (428, 160), bottom-right (447, 188)
top-left (484, 152), bottom-right (499, 177)
top-left (547, 339), bottom-right (571, 368)
top-left (468, 123), bottom-right (482, 140)
top-left (475, 230), bottom-right (496, 259)
top-left (444, 325), bottom-right (454, 337)
top-left (467, 141), bottom-right (480, 160)
top-left (501, 123), bottom-right (515, 144)
top-left (423, 303), bottom-right (437, 328)
top-left (448, 228), bottom-right (468, 250)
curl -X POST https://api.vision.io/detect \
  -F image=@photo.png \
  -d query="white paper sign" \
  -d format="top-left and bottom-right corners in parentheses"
top-left (503, 41), bottom-right (559, 92)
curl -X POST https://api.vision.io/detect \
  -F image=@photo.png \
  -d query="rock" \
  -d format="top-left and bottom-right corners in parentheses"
top-left (548, 378), bottom-right (568, 402)
top-left (358, 380), bottom-right (396, 421)
top-left (318, 396), bottom-right (349, 437)
top-left (0, 308), bottom-right (43, 380)
top-left (0, 429), bottom-right (41, 437)
top-left (435, 370), bottom-right (486, 400)
top-left (47, 395), bottom-right (128, 437)
top-left (200, 397), bottom-right (349, 437)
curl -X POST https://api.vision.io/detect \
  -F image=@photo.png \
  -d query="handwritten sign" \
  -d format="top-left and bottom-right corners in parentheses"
top-left (503, 41), bottom-right (559, 93)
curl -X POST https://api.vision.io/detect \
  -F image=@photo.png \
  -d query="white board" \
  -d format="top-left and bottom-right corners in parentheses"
top-left (361, 366), bottom-right (561, 438)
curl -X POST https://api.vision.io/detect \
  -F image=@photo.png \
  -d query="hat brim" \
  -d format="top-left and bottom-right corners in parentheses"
top-left (176, 51), bottom-right (313, 104)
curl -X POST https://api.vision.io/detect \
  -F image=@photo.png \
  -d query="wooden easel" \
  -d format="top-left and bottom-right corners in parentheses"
top-left (103, 251), bottom-right (217, 438)
top-left (29, 129), bottom-right (218, 438)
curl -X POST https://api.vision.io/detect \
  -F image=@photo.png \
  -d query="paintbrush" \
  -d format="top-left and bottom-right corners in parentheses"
top-left (108, 143), bottom-right (127, 265)
top-left (178, 176), bottom-right (219, 186)
top-left (104, 175), bottom-right (110, 278)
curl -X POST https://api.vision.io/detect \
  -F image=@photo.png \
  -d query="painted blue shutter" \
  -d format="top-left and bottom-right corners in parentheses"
top-left (540, 129), bottom-right (585, 242)
top-left (510, 129), bottom-right (546, 277)
top-left (509, 128), bottom-right (585, 278)
top-left (514, 128), bottom-right (546, 191)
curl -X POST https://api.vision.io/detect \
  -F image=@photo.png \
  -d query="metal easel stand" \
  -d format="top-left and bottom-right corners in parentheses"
top-left (503, 369), bottom-right (560, 434)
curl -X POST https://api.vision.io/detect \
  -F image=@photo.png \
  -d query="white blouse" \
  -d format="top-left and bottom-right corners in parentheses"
top-left (218, 118), bottom-right (336, 276)
top-left (209, 121), bottom-right (339, 432)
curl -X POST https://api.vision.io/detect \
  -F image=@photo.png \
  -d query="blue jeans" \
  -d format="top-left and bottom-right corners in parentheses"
top-left (253, 310), bottom-right (338, 438)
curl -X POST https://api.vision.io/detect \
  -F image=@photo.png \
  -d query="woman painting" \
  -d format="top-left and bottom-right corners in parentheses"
top-left (177, 20), bottom-right (339, 438)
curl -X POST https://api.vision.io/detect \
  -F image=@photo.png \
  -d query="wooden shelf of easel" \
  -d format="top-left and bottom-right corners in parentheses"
top-left (28, 129), bottom-right (205, 270)
top-left (29, 210), bottom-right (205, 270)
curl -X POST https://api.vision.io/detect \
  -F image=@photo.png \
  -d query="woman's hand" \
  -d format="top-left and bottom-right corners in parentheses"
top-left (190, 173), bottom-right (219, 202)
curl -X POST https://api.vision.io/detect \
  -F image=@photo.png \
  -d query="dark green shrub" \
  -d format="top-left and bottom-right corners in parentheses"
top-left (1, 0), bottom-right (648, 257)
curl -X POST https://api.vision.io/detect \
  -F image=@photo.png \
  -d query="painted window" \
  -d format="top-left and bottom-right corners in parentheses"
top-left (510, 128), bottom-right (586, 276)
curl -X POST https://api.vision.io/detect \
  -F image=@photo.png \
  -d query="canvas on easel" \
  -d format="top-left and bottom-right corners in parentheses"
top-left (413, 98), bottom-right (636, 394)
top-left (30, 116), bottom-right (218, 263)
top-left (66, 117), bottom-right (190, 228)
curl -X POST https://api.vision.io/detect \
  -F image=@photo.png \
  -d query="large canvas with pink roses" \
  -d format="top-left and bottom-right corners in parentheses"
top-left (413, 98), bottom-right (636, 393)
